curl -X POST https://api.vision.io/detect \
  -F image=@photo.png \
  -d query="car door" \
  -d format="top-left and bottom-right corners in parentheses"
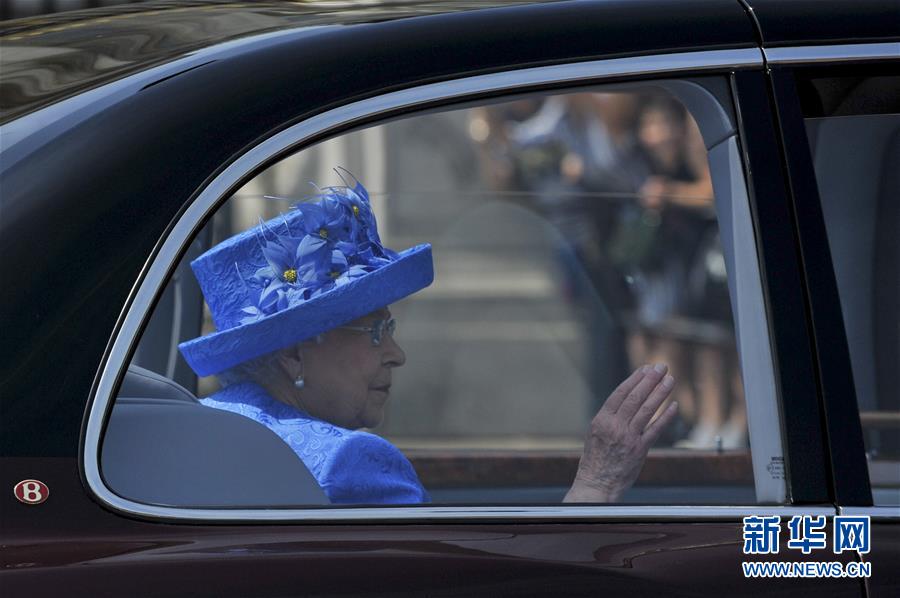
top-left (0, 2), bottom-right (874, 596)
top-left (84, 52), bottom-right (862, 598)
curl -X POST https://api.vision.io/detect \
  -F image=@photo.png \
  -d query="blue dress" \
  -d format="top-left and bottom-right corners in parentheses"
top-left (200, 382), bottom-right (429, 504)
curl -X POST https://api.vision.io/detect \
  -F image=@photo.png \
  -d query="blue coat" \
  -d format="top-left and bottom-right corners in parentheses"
top-left (200, 382), bottom-right (429, 504)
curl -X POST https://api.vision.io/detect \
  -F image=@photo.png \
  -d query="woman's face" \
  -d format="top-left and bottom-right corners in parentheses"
top-left (639, 106), bottom-right (684, 151)
top-left (296, 307), bottom-right (406, 429)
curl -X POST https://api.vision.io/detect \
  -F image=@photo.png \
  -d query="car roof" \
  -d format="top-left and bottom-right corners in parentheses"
top-left (744, 0), bottom-right (900, 48)
top-left (1, 0), bottom-right (755, 124)
top-left (5, 0), bottom-right (895, 125)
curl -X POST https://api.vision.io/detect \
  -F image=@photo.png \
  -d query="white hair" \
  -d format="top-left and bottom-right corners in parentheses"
top-left (216, 334), bottom-right (324, 388)
top-left (216, 350), bottom-right (281, 388)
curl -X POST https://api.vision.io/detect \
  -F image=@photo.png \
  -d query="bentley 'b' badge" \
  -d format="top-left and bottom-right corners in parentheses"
top-left (14, 479), bottom-right (49, 505)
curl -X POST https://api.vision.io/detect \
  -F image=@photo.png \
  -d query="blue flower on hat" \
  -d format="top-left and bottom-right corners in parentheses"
top-left (300, 249), bottom-right (371, 295)
top-left (342, 182), bottom-right (399, 261)
top-left (236, 223), bottom-right (305, 324)
top-left (237, 178), bottom-right (397, 325)
top-left (294, 198), bottom-right (354, 252)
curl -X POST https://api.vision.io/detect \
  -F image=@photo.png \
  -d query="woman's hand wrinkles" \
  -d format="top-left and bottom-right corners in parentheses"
top-left (564, 364), bottom-right (677, 503)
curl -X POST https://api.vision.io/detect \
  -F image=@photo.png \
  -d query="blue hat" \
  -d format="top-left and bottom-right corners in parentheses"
top-left (178, 178), bottom-right (433, 377)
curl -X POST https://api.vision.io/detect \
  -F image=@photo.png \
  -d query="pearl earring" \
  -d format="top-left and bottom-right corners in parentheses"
top-left (294, 357), bottom-right (305, 388)
top-left (294, 351), bottom-right (306, 390)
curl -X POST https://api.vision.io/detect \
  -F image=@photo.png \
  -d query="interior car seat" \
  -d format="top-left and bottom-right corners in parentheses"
top-left (102, 365), bottom-right (328, 507)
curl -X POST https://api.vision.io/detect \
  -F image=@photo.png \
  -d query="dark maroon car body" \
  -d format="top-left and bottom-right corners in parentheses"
top-left (1, 1), bottom-right (897, 596)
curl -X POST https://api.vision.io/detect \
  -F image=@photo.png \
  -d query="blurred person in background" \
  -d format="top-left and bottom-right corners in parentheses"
top-left (505, 93), bottom-right (648, 409)
top-left (469, 92), bottom-right (747, 449)
top-left (618, 95), bottom-right (746, 448)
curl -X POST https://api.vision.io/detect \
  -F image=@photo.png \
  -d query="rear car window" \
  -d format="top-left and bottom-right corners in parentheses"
top-left (800, 72), bottom-right (900, 506)
top-left (101, 83), bottom-right (784, 509)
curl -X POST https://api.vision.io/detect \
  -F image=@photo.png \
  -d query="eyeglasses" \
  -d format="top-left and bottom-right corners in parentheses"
top-left (339, 318), bottom-right (397, 346)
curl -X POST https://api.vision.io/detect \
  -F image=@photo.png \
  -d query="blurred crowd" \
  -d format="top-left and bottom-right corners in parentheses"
top-left (468, 92), bottom-right (747, 449)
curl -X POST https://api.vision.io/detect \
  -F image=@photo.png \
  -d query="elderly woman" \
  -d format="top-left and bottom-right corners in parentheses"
top-left (179, 178), bottom-right (676, 504)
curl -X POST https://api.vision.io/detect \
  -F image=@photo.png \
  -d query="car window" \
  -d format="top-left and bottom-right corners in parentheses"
top-left (102, 82), bottom-right (786, 509)
top-left (799, 71), bottom-right (900, 506)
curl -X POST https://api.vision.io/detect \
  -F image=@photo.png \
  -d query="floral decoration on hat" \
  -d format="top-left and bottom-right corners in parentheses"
top-left (239, 175), bottom-right (399, 325)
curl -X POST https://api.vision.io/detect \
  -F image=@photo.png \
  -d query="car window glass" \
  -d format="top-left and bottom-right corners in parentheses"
top-left (800, 72), bottom-right (900, 506)
top-left (104, 85), bottom-right (782, 509)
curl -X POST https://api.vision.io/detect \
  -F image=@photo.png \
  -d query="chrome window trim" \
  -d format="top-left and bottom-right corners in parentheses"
top-left (84, 46), bottom-right (768, 523)
top-left (839, 506), bottom-right (900, 521)
top-left (765, 42), bottom-right (900, 65)
top-left (87, 504), bottom-right (836, 524)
